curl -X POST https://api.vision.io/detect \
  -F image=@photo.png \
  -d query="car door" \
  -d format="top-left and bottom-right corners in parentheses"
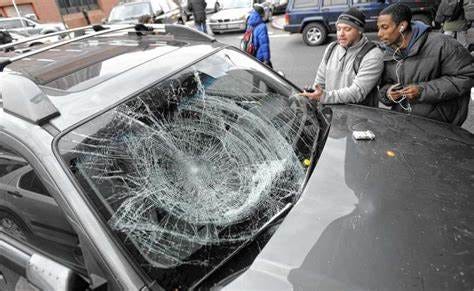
top-left (321, 0), bottom-right (349, 31)
top-left (351, 0), bottom-right (387, 31)
top-left (7, 166), bottom-right (78, 247)
top-left (0, 143), bottom-right (88, 291)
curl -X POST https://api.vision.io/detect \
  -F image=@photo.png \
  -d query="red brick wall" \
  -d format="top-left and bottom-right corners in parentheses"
top-left (0, 0), bottom-right (119, 27)
top-left (0, 0), bottom-right (61, 22)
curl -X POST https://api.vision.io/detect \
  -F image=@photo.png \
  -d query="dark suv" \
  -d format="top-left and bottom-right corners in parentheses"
top-left (284, 0), bottom-right (440, 46)
top-left (0, 22), bottom-right (472, 291)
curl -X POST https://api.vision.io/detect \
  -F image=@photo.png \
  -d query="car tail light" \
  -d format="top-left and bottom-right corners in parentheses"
top-left (284, 13), bottom-right (289, 25)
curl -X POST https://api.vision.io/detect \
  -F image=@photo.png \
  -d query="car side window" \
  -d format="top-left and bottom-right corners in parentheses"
top-left (18, 170), bottom-right (50, 197)
top-left (293, 0), bottom-right (318, 9)
top-left (0, 19), bottom-right (22, 29)
top-left (0, 144), bottom-right (85, 272)
top-left (0, 151), bottom-right (26, 178)
top-left (323, 0), bottom-right (346, 6)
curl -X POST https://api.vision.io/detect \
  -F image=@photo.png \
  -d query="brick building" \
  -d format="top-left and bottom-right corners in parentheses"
top-left (0, 0), bottom-right (119, 28)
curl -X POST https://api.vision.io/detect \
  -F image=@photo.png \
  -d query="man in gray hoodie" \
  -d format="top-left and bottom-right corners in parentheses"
top-left (302, 8), bottom-right (384, 106)
top-left (377, 3), bottom-right (473, 126)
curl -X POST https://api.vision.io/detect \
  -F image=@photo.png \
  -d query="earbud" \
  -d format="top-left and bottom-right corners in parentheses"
top-left (399, 26), bottom-right (404, 33)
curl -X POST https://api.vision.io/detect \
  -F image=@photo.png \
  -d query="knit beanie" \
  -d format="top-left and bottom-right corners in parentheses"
top-left (336, 8), bottom-right (366, 31)
top-left (253, 5), bottom-right (265, 17)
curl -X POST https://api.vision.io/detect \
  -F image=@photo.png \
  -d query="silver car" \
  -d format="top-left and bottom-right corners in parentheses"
top-left (0, 17), bottom-right (66, 36)
top-left (209, 0), bottom-right (272, 33)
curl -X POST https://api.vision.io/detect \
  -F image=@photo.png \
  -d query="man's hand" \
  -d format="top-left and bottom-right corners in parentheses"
top-left (301, 84), bottom-right (324, 101)
top-left (388, 84), bottom-right (421, 102)
top-left (399, 85), bottom-right (421, 101)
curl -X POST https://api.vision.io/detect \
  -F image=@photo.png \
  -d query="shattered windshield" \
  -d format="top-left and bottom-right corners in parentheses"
top-left (57, 48), bottom-right (319, 289)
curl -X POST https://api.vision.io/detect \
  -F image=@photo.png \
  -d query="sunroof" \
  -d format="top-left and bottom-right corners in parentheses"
top-left (6, 36), bottom-right (186, 92)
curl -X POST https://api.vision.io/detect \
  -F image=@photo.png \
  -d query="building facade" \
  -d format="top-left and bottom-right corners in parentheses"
top-left (0, 0), bottom-right (119, 27)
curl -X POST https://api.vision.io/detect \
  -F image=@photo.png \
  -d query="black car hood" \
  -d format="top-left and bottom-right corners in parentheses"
top-left (224, 105), bottom-right (474, 291)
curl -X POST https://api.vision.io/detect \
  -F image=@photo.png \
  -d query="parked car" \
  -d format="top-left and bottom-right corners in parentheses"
top-left (284, 0), bottom-right (440, 46)
top-left (209, 0), bottom-right (273, 33)
top-left (0, 16), bottom-right (66, 36)
top-left (108, 0), bottom-right (187, 24)
top-left (0, 23), bottom-right (472, 291)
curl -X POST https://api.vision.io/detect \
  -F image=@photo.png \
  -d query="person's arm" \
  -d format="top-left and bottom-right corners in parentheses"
top-left (322, 48), bottom-right (384, 104)
top-left (256, 25), bottom-right (270, 63)
top-left (415, 40), bottom-right (474, 104)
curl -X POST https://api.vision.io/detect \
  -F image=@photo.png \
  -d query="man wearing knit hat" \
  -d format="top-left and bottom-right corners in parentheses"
top-left (301, 7), bottom-right (383, 106)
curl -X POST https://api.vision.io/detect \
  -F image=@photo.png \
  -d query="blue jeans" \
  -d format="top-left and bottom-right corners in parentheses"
top-left (195, 21), bottom-right (207, 33)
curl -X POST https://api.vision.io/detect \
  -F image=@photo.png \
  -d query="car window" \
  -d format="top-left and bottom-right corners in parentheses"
top-left (18, 170), bottom-right (50, 197)
top-left (0, 19), bottom-right (23, 29)
top-left (0, 144), bottom-right (85, 273)
top-left (108, 2), bottom-right (153, 22)
top-left (58, 47), bottom-right (319, 289)
top-left (0, 147), bottom-right (27, 178)
top-left (323, 0), bottom-right (346, 6)
top-left (293, 0), bottom-right (318, 9)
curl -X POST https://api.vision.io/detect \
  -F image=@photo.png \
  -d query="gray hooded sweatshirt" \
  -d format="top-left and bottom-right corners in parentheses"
top-left (313, 35), bottom-right (384, 104)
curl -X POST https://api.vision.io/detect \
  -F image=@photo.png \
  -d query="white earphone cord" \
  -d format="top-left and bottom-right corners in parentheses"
top-left (388, 27), bottom-right (412, 112)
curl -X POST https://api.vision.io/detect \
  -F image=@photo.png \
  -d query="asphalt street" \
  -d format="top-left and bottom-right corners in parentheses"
top-left (207, 15), bottom-right (474, 133)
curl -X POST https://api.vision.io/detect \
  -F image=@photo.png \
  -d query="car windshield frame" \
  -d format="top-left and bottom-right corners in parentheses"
top-left (54, 47), bottom-right (322, 289)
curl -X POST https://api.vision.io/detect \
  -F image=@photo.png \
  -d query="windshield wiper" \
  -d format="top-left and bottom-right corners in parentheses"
top-left (190, 202), bottom-right (294, 289)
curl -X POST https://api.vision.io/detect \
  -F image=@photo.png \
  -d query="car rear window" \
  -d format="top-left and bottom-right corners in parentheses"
top-left (293, 0), bottom-right (318, 9)
top-left (57, 48), bottom-right (319, 289)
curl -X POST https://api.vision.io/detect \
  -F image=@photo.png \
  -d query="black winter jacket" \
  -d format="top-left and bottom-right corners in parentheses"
top-left (188, 0), bottom-right (207, 23)
top-left (379, 26), bottom-right (474, 126)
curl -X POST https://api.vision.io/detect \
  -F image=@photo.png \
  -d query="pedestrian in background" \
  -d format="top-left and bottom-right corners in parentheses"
top-left (188, 0), bottom-right (207, 33)
top-left (244, 5), bottom-right (272, 68)
top-left (138, 14), bottom-right (153, 24)
top-left (435, 0), bottom-right (471, 48)
top-left (377, 3), bottom-right (473, 126)
top-left (301, 8), bottom-right (383, 106)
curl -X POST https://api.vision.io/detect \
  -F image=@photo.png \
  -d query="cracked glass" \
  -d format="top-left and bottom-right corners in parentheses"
top-left (57, 48), bottom-right (320, 289)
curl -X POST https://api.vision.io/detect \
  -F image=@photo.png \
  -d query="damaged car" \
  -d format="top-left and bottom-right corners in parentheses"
top-left (0, 23), bottom-right (472, 291)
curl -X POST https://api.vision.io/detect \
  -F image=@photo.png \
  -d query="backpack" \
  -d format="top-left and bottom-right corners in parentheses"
top-left (464, 0), bottom-right (474, 21)
top-left (240, 28), bottom-right (256, 56)
top-left (436, 0), bottom-right (463, 23)
top-left (324, 41), bottom-right (379, 107)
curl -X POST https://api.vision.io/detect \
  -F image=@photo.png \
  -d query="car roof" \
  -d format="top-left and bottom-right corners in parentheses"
top-left (0, 24), bottom-right (225, 133)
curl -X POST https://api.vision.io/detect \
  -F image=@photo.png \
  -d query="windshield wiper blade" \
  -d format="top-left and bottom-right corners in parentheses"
top-left (190, 202), bottom-right (294, 289)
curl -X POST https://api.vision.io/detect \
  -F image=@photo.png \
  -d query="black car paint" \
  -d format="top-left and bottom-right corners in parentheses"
top-left (226, 105), bottom-right (474, 290)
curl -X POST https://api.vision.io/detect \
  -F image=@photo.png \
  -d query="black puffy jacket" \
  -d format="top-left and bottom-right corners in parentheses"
top-left (379, 23), bottom-right (474, 126)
